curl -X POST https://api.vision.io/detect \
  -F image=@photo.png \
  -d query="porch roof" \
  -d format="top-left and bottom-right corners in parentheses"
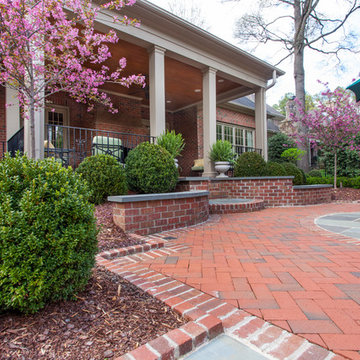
top-left (93, 0), bottom-right (285, 112)
top-left (125, 0), bottom-right (285, 80)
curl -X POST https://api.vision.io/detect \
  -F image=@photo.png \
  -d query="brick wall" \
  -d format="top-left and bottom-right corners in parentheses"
top-left (217, 107), bottom-right (255, 129)
top-left (112, 195), bottom-right (209, 235)
top-left (173, 107), bottom-right (198, 176)
top-left (177, 178), bottom-right (333, 207)
top-left (0, 87), bottom-right (6, 157)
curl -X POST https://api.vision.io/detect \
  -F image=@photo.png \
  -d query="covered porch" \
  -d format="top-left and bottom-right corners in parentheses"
top-left (3, 0), bottom-right (284, 176)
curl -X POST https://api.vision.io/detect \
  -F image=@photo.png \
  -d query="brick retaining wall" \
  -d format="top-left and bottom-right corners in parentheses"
top-left (177, 177), bottom-right (333, 206)
top-left (108, 191), bottom-right (209, 236)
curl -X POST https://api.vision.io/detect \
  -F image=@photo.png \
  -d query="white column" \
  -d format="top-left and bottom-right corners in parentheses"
top-left (5, 88), bottom-right (20, 140)
top-left (202, 67), bottom-right (217, 177)
top-left (34, 105), bottom-right (44, 160)
top-left (149, 45), bottom-right (166, 139)
top-left (24, 105), bottom-right (44, 160)
top-left (255, 87), bottom-right (267, 161)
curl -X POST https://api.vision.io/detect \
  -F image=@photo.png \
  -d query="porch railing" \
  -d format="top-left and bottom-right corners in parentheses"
top-left (44, 124), bottom-right (156, 168)
top-left (233, 145), bottom-right (262, 157)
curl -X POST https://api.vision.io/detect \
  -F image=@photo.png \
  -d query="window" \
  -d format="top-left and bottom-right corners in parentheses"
top-left (45, 106), bottom-right (69, 148)
top-left (216, 122), bottom-right (254, 154)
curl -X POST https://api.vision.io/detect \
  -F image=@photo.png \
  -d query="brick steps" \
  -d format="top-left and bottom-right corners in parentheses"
top-left (209, 198), bottom-right (265, 214)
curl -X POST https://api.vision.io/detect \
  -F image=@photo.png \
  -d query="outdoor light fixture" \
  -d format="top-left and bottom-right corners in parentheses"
top-left (194, 89), bottom-right (201, 93)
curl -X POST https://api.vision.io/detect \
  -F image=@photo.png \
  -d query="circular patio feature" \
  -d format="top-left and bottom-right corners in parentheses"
top-left (315, 212), bottom-right (360, 239)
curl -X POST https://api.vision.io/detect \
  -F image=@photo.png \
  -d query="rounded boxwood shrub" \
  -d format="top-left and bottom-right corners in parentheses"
top-left (125, 142), bottom-right (178, 194)
top-left (234, 152), bottom-right (266, 177)
top-left (76, 154), bottom-right (127, 204)
top-left (282, 162), bottom-right (304, 185)
top-left (0, 154), bottom-right (98, 313)
top-left (264, 161), bottom-right (287, 176)
top-left (308, 169), bottom-right (322, 178)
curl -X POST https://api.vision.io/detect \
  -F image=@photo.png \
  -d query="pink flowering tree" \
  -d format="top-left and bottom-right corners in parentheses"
top-left (289, 85), bottom-right (360, 189)
top-left (0, 0), bottom-right (145, 158)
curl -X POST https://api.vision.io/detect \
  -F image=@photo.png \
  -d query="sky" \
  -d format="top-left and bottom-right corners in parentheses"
top-left (148, 0), bottom-right (360, 106)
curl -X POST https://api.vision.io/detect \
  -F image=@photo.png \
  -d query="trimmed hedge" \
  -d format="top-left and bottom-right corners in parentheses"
top-left (125, 142), bottom-right (178, 194)
top-left (264, 161), bottom-right (287, 176)
top-left (307, 176), bottom-right (360, 188)
top-left (76, 154), bottom-right (127, 204)
top-left (234, 152), bottom-right (266, 177)
top-left (0, 154), bottom-right (98, 313)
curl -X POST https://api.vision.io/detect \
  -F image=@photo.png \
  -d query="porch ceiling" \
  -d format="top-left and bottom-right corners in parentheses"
top-left (101, 39), bottom-right (252, 112)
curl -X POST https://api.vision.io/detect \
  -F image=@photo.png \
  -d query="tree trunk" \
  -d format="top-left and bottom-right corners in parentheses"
top-left (334, 151), bottom-right (337, 189)
top-left (294, 0), bottom-right (310, 172)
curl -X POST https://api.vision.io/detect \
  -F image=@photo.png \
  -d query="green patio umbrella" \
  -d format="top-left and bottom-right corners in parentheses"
top-left (347, 79), bottom-right (360, 102)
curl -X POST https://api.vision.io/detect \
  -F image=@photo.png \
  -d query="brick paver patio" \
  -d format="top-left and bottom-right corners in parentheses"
top-left (129, 203), bottom-right (360, 359)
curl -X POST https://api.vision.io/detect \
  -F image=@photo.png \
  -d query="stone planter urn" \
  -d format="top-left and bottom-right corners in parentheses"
top-left (214, 161), bottom-right (230, 178)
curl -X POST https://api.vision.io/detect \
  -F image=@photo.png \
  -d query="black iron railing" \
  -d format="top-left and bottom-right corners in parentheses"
top-left (44, 124), bottom-right (156, 168)
top-left (233, 145), bottom-right (262, 157)
top-left (7, 127), bottom-right (24, 156)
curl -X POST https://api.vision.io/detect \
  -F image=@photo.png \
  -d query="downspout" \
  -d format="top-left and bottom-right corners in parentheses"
top-left (266, 70), bottom-right (277, 90)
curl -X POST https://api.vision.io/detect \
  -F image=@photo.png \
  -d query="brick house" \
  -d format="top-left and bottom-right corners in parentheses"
top-left (0, 0), bottom-right (284, 177)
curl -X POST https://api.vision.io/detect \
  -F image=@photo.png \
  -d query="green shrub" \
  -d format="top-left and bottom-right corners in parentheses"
top-left (264, 161), bottom-right (287, 176)
top-left (268, 133), bottom-right (296, 163)
top-left (209, 140), bottom-right (235, 162)
top-left (0, 154), bottom-right (98, 314)
top-left (308, 169), bottom-right (322, 177)
top-left (156, 130), bottom-right (185, 158)
top-left (234, 152), bottom-right (266, 177)
top-left (281, 148), bottom-right (305, 164)
top-left (282, 162), bottom-right (305, 185)
top-left (125, 142), bottom-right (178, 194)
top-left (350, 177), bottom-right (360, 189)
top-left (306, 176), bottom-right (331, 185)
top-left (299, 168), bottom-right (307, 184)
top-left (76, 154), bottom-right (127, 204)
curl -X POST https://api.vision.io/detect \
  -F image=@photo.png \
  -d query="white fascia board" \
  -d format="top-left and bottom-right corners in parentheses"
top-left (95, 11), bottom-right (269, 88)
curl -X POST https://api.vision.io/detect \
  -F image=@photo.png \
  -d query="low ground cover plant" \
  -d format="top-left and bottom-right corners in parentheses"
top-left (125, 142), bottom-right (178, 193)
top-left (76, 154), bottom-right (127, 204)
top-left (0, 154), bottom-right (98, 313)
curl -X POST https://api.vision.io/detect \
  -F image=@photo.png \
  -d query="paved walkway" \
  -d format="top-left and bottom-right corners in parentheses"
top-left (316, 212), bottom-right (360, 239)
top-left (135, 203), bottom-right (360, 359)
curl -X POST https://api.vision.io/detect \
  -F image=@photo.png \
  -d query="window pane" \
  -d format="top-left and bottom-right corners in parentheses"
top-left (235, 128), bottom-right (244, 146)
top-left (246, 130), bottom-right (254, 147)
top-left (224, 126), bottom-right (233, 144)
top-left (216, 124), bottom-right (222, 141)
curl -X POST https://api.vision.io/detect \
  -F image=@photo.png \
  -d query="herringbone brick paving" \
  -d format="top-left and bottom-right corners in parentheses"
top-left (128, 203), bottom-right (360, 359)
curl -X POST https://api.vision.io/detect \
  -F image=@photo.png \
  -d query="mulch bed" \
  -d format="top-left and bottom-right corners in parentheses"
top-left (331, 187), bottom-right (360, 202)
top-left (95, 202), bottom-right (144, 251)
top-left (0, 267), bottom-right (186, 360)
